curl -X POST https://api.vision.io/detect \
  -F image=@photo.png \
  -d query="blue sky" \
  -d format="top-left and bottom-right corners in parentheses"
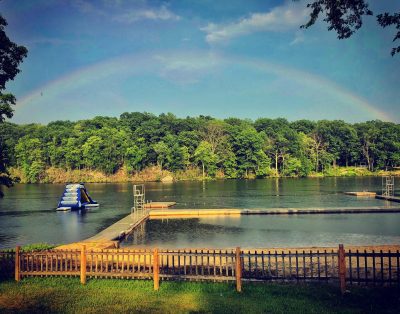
top-left (1, 0), bottom-right (399, 124)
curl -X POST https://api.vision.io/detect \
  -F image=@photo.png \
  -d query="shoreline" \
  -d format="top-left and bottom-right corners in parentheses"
top-left (8, 166), bottom-right (400, 184)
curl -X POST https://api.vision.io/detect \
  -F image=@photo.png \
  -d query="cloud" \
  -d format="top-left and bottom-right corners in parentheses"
top-left (201, 1), bottom-right (309, 44)
top-left (71, 1), bottom-right (180, 23)
top-left (113, 5), bottom-right (181, 23)
top-left (26, 37), bottom-right (79, 46)
top-left (290, 31), bottom-right (305, 45)
top-left (153, 53), bottom-right (221, 84)
top-left (71, 0), bottom-right (107, 16)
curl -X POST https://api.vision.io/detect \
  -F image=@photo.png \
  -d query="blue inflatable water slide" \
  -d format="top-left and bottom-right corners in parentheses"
top-left (56, 183), bottom-right (99, 211)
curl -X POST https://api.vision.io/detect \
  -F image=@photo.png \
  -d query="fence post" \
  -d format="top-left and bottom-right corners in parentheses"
top-left (80, 245), bottom-right (87, 285)
top-left (338, 244), bottom-right (346, 294)
top-left (236, 247), bottom-right (242, 292)
top-left (153, 248), bottom-right (159, 291)
top-left (15, 246), bottom-right (20, 282)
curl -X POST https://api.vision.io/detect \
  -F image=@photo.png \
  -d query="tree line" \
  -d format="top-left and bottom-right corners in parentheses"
top-left (0, 112), bottom-right (399, 183)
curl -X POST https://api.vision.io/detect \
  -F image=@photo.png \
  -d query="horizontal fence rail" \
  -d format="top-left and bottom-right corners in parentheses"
top-left (2, 245), bottom-right (399, 292)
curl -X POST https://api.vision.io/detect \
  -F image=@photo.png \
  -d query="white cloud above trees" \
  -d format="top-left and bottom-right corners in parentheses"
top-left (201, 1), bottom-right (309, 43)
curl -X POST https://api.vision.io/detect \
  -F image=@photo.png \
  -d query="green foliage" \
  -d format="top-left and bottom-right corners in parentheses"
top-left (0, 14), bottom-right (28, 196)
top-left (0, 112), bottom-right (399, 183)
top-left (297, 0), bottom-right (399, 56)
top-left (125, 143), bottom-right (147, 173)
top-left (15, 137), bottom-right (45, 183)
top-left (282, 156), bottom-right (303, 177)
top-left (194, 141), bottom-right (218, 178)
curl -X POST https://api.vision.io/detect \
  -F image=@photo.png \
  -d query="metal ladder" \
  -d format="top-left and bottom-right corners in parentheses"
top-left (382, 176), bottom-right (394, 197)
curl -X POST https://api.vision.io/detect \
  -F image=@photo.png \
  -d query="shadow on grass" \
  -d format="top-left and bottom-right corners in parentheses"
top-left (0, 278), bottom-right (399, 313)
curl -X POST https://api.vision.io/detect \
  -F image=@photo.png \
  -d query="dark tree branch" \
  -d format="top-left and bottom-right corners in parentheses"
top-left (296, 0), bottom-right (399, 56)
top-left (377, 12), bottom-right (400, 56)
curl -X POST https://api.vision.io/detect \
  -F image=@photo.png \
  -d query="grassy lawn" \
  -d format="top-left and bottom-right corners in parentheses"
top-left (0, 278), bottom-right (399, 313)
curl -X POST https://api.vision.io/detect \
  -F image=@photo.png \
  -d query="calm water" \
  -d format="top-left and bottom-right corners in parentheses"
top-left (0, 177), bottom-right (399, 249)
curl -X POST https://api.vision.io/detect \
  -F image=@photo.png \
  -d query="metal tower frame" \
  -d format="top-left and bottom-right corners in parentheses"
top-left (133, 184), bottom-right (146, 211)
top-left (382, 176), bottom-right (394, 197)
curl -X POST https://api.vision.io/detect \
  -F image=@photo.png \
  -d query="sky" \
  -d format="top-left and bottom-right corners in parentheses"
top-left (1, 0), bottom-right (399, 124)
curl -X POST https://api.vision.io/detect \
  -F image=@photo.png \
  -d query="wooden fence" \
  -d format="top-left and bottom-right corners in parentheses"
top-left (2, 245), bottom-right (399, 293)
top-left (0, 251), bottom-right (15, 280)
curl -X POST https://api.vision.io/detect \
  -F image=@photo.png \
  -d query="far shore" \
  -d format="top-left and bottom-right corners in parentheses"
top-left (8, 166), bottom-right (400, 184)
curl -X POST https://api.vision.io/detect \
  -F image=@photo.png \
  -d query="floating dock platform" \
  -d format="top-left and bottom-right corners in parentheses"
top-left (376, 195), bottom-right (400, 203)
top-left (144, 202), bottom-right (176, 209)
top-left (344, 191), bottom-right (377, 197)
top-left (148, 206), bottom-right (400, 218)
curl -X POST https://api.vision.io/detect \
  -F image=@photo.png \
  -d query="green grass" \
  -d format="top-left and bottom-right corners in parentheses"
top-left (0, 278), bottom-right (399, 313)
top-left (2, 243), bottom-right (56, 253)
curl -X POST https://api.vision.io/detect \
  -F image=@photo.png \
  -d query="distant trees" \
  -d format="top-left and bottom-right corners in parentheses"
top-left (0, 14), bottom-right (28, 196)
top-left (15, 137), bottom-right (45, 183)
top-left (1, 112), bottom-right (399, 183)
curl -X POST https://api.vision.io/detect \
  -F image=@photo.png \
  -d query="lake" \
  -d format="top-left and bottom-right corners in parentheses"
top-left (0, 177), bottom-right (399, 249)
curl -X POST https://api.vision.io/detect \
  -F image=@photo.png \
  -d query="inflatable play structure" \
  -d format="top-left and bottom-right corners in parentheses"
top-left (56, 183), bottom-right (99, 211)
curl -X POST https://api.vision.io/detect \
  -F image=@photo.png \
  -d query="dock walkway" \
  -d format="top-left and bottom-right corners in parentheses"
top-left (375, 195), bottom-right (400, 203)
top-left (57, 204), bottom-right (400, 250)
top-left (85, 211), bottom-right (149, 242)
top-left (57, 210), bottom-right (149, 250)
top-left (148, 206), bottom-right (400, 218)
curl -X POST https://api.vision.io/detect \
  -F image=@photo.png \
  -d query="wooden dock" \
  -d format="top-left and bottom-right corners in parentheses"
top-left (57, 210), bottom-right (149, 250)
top-left (344, 191), bottom-right (376, 197)
top-left (149, 206), bottom-right (400, 218)
top-left (56, 203), bottom-right (400, 250)
top-left (376, 195), bottom-right (400, 203)
top-left (144, 202), bottom-right (176, 209)
top-left (85, 213), bottom-right (149, 242)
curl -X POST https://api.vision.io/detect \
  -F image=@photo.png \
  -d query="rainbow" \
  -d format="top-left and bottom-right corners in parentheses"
top-left (16, 52), bottom-right (392, 122)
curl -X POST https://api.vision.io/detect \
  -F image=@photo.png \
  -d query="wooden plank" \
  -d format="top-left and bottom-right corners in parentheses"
top-left (153, 249), bottom-right (159, 291)
top-left (15, 246), bottom-right (20, 282)
top-left (80, 245), bottom-right (86, 285)
top-left (338, 244), bottom-right (346, 294)
top-left (236, 247), bottom-right (242, 292)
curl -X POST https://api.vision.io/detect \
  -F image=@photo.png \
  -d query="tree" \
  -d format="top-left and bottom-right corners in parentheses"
top-left (297, 0), bottom-right (400, 56)
top-left (152, 141), bottom-right (169, 169)
top-left (255, 118), bottom-right (299, 176)
top-left (0, 15), bottom-right (28, 121)
top-left (0, 14), bottom-right (28, 196)
top-left (200, 120), bottom-right (227, 154)
top-left (316, 120), bottom-right (359, 167)
top-left (230, 126), bottom-right (269, 178)
top-left (194, 141), bottom-right (218, 179)
top-left (125, 143), bottom-right (147, 173)
top-left (15, 137), bottom-right (45, 183)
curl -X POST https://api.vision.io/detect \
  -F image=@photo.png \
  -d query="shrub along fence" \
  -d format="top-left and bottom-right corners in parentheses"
top-left (1, 245), bottom-right (399, 293)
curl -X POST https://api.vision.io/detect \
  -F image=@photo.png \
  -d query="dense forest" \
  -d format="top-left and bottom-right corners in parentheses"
top-left (0, 112), bottom-right (399, 183)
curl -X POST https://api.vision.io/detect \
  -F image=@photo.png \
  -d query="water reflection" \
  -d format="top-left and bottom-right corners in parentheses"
top-left (0, 177), bottom-right (398, 248)
top-left (122, 213), bottom-right (400, 249)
